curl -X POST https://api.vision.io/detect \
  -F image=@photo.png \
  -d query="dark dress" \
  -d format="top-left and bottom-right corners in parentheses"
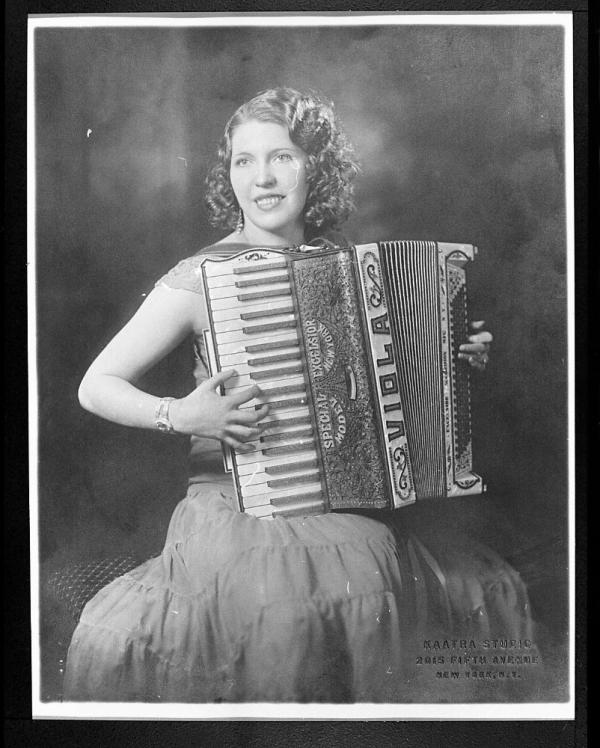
top-left (63, 247), bottom-right (537, 703)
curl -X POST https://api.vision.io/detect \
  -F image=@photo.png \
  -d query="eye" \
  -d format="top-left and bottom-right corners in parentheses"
top-left (233, 157), bottom-right (250, 167)
top-left (274, 153), bottom-right (294, 163)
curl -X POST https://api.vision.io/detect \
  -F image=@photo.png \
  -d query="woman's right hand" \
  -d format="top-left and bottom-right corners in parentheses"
top-left (170, 370), bottom-right (270, 452)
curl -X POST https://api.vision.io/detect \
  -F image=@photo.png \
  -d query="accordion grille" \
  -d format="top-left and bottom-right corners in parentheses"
top-left (380, 241), bottom-right (446, 498)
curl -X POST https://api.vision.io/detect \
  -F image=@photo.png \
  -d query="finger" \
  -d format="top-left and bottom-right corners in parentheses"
top-left (223, 435), bottom-right (254, 453)
top-left (467, 331), bottom-right (493, 344)
top-left (459, 342), bottom-right (489, 355)
top-left (470, 320), bottom-right (486, 330)
top-left (206, 370), bottom-right (236, 390)
top-left (460, 351), bottom-right (489, 368)
top-left (255, 403), bottom-right (271, 421)
top-left (226, 424), bottom-right (262, 442)
top-left (458, 351), bottom-right (488, 362)
top-left (228, 384), bottom-right (262, 407)
top-left (230, 404), bottom-right (270, 425)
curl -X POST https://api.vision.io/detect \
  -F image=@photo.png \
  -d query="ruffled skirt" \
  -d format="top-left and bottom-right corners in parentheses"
top-left (64, 483), bottom-right (537, 702)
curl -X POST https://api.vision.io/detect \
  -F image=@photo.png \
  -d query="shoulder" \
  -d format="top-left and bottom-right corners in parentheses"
top-left (154, 253), bottom-right (207, 294)
top-left (155, 242), bottom-right (255, 294)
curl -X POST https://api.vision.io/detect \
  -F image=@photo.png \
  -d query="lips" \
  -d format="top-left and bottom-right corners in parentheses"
top-left (255, 195), bottom-right (284, 210)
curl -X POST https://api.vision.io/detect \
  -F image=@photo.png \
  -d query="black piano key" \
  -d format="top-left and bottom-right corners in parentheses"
top-left (250, 363), bottom-right (304, 380)
top-left (264, 458), bottom-right (319, 475)
top-left (235, 274), bottom-right (290, 288)
top-left (242, 320), bottom-right (297, 335)
top-left (248, 351), bottom-right (301, 366)
top-left (233, 260), bottom-right (287, 275)
top-left (259, 383), bottom-right (306, 397)
top-left (261, 414), bottom-right (312, 430)
top-left (240, 305), bottom-right (294, 321)
top-left (262, 440), bottom-right (314, 456)
top-left (266, 472), bottom-right (320, 489)
top-left (256, 397), bottom-right (308, 411)
top-left (245, 339), bottom-right (299, 354)
top-left (238, 288), bottom-right (292, 302)
top-left (272, 503), bottom-right (325, 518)
top-left (272, 502), bottom-right (325, 518)
top-left (260, 427), bottom-right (313, 444)
top-left (268, 490), bottom-right (323, 508)
top-left (269, 493), bottom-right (325, 517)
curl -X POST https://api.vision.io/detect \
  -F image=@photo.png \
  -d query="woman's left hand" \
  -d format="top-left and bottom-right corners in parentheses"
top-left (458, 320), bottom-right (492, 371)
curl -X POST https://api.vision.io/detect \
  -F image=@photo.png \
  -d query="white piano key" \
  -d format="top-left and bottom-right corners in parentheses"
top-left (219, 345), bottom-right (300, 368)
top-left (246, 349), bottom-right (303, 366)
top-left (240, 470), bottom-right (321, 495)
top-left (229, 394), bottom-right (308, 414)
top-left (259, 415), bottom-right (313, 435)
top-left (242, 504), bottom-right (276, 519)
top-left (231, 430), bottom-right (315, 458)
top-left (213, 313), bottom-right (297, 334)
top-left (237, 464), bottom-right (319, 490)
top-left (214, 410), bottom-right (309, 438)
top-left (234, 409), bottom-right (313, 449)
top-left (220, 364), bottom-right (305, 386)
top-left (203, 257), bottom-right (287, 278)
top-left (236, 450), bottom-right (318, 476)
top-left (271, 499), bottom-right (326, 519)
top-left (210, 290), bottom-right (293, 311)
top-left (206, 268), bottom-right (290, 288)
top-left (241, 482), bottom-right (323, 507)
top-left (214, 332), bottom-right (299, 357)
top-left (243, 498), bottom-right (326, 519)
top-left (239, 395), bottom-right (310, 413)
top-left (211, 301), bottom-right (294, 323)
top-left (260, 439), bottom-right (317, 457)
top-left (208, 281), bottom-right (291, 301)
top-left (234, 442), bottom-right (316, 465)
top-left (260, 428), bottom-right (314, 447)
top-left (233, 428), bottom-right (314, 460)
top-left (215, 322), bottom-right (297, 345)
top-left (259, 407), bottom-right (313, 428)
top-left (224, 374), bottom-right (306, 394)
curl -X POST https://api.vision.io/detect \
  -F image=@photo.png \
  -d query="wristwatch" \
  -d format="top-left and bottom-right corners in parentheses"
top-left (155, 397), bottom-right (176, 434)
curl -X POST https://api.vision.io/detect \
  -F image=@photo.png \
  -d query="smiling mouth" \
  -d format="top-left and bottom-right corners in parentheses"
top-left (255, 195), bottom-right (284, 210)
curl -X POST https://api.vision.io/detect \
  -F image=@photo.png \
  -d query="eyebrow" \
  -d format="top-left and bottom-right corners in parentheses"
top-left (231, 147), bottom-right (298, 158)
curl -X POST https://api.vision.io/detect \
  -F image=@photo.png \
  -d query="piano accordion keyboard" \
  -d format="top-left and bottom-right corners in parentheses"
top-left (204, 256), bottom-right (325, 519)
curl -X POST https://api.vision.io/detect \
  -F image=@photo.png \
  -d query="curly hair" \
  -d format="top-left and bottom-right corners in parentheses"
top-left (204, 87), bottom-right (360, 237)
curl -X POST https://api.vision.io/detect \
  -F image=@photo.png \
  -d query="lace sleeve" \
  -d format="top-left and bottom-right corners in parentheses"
top-left (154, 256), bottom-right (205, 295)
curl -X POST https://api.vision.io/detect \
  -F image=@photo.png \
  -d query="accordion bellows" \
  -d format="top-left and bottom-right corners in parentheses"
top-left (201, 241), bottom-right (485, 519)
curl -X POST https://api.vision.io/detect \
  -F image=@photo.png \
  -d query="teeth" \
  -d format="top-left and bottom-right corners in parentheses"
top-left (256, 196), bottom-right (282, 208)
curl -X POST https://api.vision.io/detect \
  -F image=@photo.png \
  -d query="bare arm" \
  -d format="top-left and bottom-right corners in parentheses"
top-left (78, 285), bottom-right (200, 429)
top-left (78, 284), bottom-right (269, 447)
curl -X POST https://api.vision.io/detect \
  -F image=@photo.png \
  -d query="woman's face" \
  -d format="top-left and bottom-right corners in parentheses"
top-left (229, 119), bottom-right (309, 244)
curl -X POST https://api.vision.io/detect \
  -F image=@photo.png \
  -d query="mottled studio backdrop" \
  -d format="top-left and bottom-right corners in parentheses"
top-left (35, 25), bottom-right (567, 611)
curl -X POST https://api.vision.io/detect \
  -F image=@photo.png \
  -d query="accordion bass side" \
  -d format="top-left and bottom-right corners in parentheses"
top-left (201, 241), bottom-right (485, 519)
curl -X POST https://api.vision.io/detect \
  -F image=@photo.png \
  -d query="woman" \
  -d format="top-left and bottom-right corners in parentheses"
top-left (64, 88), bottom-right (529, 703)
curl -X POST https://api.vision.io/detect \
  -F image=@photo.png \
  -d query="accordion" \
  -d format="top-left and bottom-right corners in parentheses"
top-left (201, 241), bottom-right (485, 519)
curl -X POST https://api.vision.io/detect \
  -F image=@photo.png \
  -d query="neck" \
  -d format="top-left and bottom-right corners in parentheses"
top-left (238, 221), bottom-right (306, 248)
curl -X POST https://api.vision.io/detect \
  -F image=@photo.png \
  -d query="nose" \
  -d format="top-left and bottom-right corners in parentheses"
top-left (255, 160), bottom-right (276, 187)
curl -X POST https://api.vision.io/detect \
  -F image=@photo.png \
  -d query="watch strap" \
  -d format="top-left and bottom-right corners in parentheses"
top-left (155, 397), bottom-right (176, 434)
